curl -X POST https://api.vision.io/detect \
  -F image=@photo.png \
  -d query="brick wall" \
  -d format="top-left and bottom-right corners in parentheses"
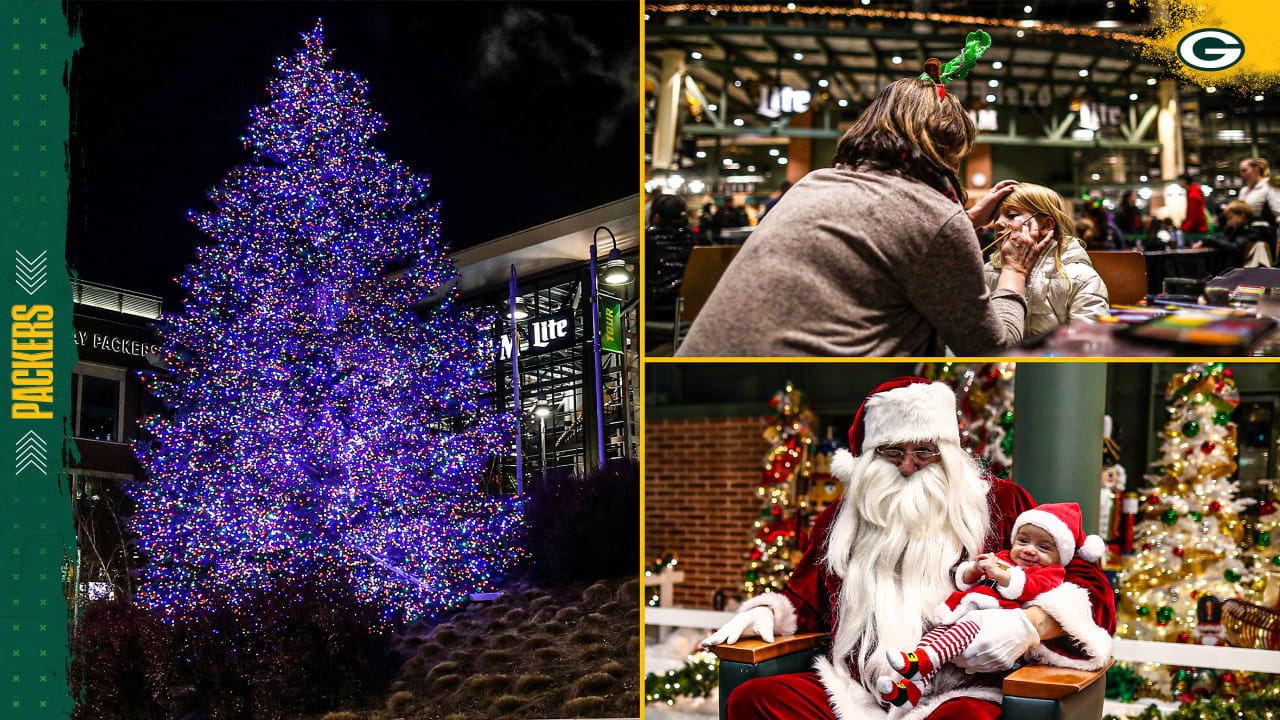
top-left (645, 416), bottom-right (768, 608)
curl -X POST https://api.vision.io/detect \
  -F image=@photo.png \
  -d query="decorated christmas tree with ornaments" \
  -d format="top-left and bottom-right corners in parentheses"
top-left (1116, 364), bottom-right (1263, 691)
top-left (744, 384), bottom-right (817, 598)
top-left (130, 21), bottom-right (522, 626)
top-left (1244, 489), bottom-right (1280, 608)
top-left (923, 362), bottom-right (1016, 478)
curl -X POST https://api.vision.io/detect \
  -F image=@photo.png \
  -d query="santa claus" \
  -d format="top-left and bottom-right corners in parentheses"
top-left (703, 378), bottom-right (1115, 720)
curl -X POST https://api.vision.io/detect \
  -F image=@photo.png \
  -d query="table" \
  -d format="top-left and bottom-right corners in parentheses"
top-left (1005, 310), bottom-right (1280, 357)
top-left (1142, 248), bottom-right (1229, 296)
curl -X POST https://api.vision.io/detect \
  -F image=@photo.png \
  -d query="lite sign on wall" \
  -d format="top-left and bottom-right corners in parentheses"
top-left (758, 86), bottom-right (811, 119)
top-left (499, 311), bottom-right (576, 360)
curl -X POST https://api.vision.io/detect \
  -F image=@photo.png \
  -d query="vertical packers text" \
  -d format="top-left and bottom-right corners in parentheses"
top-left (12, 305), bottom-right (54, 419)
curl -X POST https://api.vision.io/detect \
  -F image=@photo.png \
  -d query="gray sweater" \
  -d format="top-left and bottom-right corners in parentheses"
top-left (675, 166), bottom-right (1027, 357)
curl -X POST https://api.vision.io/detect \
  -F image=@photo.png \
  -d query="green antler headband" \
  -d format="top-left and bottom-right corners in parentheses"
top-left (919, 29), bottom-right (992, 99)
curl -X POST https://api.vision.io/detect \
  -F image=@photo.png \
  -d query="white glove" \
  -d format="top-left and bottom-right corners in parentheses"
top-left (950, 608), bottom-right (1040, 674)
top-left (700, 606), bottom-right (776, 647)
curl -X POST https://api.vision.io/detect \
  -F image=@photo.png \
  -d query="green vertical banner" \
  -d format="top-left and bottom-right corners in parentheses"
top-left (600, 299), bottom-right (622, 354)
top-left (0, 1), bottom-right (79, 717)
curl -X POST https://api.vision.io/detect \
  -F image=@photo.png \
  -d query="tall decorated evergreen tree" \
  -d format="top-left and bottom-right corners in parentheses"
top-left (924, 362), bottom-right (1016, 478)
top-left (130, 21), bottom-right (522, 625)
top-left (744, 384), bottom-right (817, 598)
top-left (1116, 364), bottom-right (1265, 693)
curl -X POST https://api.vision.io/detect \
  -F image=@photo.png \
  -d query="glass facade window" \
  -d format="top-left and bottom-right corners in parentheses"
top-left (71, 371), bottom-right (122, 442)
top-left (474, 255), bottom-right (639, 490)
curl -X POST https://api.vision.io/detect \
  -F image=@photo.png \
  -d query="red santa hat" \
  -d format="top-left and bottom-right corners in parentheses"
top-left (1013, 502), bottom-right (1105, 565)
top-left (847, 377), bottom-right (960, 456)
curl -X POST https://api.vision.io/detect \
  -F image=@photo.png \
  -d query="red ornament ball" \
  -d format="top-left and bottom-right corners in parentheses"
top-left (1209, 501), bottom-right (1222, 513)
top-left (1201, 442), bottom-right (1215, 454)
top-left (1148, 494), bottom-right (1160, 505)
top-left (771, 505), bottom-right (781, 515)
top-left (1262, 501), bottom-right (1276, 515)
top-left (1223, 368), bottom-right (1235, 377)
top-left (1174, 547), bottom-right (1184, 557)
top-left (1143, 542), bottom-right (1153, 551)
top-left (1177, 631), bottom-right (1191, 643)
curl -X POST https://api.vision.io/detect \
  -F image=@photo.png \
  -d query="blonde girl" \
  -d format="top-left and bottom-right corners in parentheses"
top-left (984, 184), bottom-right (1109, 335)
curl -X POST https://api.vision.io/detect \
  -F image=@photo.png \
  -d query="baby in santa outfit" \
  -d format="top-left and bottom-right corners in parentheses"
top-left (877, 502), bottom-right (1105, 708)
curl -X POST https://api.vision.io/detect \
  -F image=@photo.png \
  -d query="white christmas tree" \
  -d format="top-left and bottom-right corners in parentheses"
top-left (1118, 364), bottom-right (1264, 687)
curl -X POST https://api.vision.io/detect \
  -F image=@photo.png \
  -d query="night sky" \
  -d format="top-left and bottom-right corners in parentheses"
top-left (66, 1), bottom-right (639, 305)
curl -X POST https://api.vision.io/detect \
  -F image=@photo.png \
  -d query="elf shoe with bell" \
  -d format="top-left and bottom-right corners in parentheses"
top-left (877, 676), bottom-right (923, 708)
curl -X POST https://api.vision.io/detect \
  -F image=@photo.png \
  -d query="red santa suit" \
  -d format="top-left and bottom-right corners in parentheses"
top-left (937, 551), bottom-right (1065, 622)
top-left (728, 480), bottom-right (1116, 720)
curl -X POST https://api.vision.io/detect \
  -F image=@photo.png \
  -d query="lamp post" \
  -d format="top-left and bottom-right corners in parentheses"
top-left (589, 242), bottom-right (605, 471)
top-left (534, 393), bottom-right (551, 483)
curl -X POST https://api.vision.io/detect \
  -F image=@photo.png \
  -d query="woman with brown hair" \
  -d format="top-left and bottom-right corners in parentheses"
top-left (675, 73), bottom-right (1051, 357)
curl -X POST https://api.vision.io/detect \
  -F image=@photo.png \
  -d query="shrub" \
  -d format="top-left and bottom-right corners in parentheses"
top-left (427, 661), bottom-right (459, 679)
top-left (432, 674), bottom-right (463, 692)
top-left (513, 674), bottom-right (555, 694)
top-left (490, 695), bottom-right (523, 713)
top-left (70, 578), bottom-right (396, 720)
top-left (385, 691), bottom-right (415, 715)
top-left (563, 696), bottom-right (606, 716)
top-left (575, 672), bottom-right (617, 695)
top-left (533, 646), bottom-right (561, 663)
top-left (521, 461), bottom-right (639, 586)
top-left (476, 649), bottom-right (513, 669)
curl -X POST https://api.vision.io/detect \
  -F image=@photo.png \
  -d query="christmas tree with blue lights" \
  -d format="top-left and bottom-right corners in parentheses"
top-left (130, 20), bottom-right (522, 625)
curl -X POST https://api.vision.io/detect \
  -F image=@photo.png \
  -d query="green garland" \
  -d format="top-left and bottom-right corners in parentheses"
top-left (645, 654), bottom-right (719, 706)
top-left (1105, 662), bottom-right (1159, 703)
top-left (645, 553), bottom-right (679, 607)
top-left (1103, 673), bottom-right (1280, 720)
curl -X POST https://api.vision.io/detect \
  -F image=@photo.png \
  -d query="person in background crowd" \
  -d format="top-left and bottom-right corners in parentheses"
top-left (1075, 216), bottom-right (1100, 250)
top-left (1239, 159), bottom-right (1280, 244)
top-left (1082, 203), bottom-right (1127, 249)
top-left (717, 196), bottom-right (748, 230)
top-left (762, 180), bottom-right (793, 217)
top-left (645, 186), bottom-right (664, 226)
top-left (698, 201), bottom-right (720, 243)
top-left (1194, 200), bottom-right (1273, 267)
top-left (646, 194), bottom-right (697, 323)
top-left (1178, 174), bottom-right (1209, 234)
top-left (1114, 190), bottom-right (1144, 234)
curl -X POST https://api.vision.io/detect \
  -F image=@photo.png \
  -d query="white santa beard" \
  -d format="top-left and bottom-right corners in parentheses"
top-left (823, 446), bottom-right (991, 692)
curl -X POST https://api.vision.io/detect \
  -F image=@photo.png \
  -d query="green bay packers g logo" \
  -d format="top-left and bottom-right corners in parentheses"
top-left (1177, 28), bottom-right (1244, 71)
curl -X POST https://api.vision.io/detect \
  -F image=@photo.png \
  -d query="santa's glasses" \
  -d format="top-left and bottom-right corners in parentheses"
top-left (874, 446), bottom-right (942, 463)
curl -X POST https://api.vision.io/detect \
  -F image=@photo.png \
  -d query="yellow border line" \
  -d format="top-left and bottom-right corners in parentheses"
top-left (639, 3), bottom-right (649, 718)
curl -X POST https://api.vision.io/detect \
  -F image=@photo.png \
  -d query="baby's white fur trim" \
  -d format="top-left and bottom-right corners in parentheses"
top-left (1000, 566), bottom-right (1027, 600)
top-left (738, 591), bottom-right (799, 638)
top-left (1023, 582), bottom-right (1113, 671)
top-left (953, 561), bottom-right (981, 591)
top-left (934, 594), bottom-right (1002, 626)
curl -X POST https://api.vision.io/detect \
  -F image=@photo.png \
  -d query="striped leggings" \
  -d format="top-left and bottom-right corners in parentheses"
top-left (915, 620), bottom-right (980, 679)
